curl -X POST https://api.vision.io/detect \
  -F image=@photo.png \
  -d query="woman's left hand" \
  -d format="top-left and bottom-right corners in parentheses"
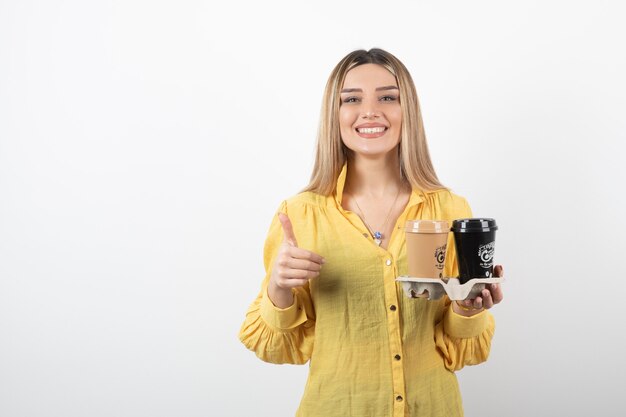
top-left (452, 264), bottom-right (504, 317)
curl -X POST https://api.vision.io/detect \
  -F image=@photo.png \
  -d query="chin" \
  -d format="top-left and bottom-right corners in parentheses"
top-left (345, 140), bottom-right (399, 158)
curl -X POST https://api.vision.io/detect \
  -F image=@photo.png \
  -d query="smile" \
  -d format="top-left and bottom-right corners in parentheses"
top-left (356, 127), bottom-right (387, 134)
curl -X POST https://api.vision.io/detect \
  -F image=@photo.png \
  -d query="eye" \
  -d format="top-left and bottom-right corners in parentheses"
top-left (341, 96), bottom-right (360, 104)
top-left (380, 95), bottom-right (398, 102)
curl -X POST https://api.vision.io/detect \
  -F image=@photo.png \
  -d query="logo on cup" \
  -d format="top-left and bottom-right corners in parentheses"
top-left (478, 241), bottom-right (495, 268)
top-left (434, 243), bottom-right (447, 270)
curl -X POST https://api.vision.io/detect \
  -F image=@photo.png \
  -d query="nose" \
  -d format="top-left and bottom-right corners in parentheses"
top-left (361, 97), bottom-right (381, 119)
top-left (362, 110), bottom-right (380, 119)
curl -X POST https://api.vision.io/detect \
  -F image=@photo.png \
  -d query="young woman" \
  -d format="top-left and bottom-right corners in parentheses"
top-left (239, 48), bottom-right (504, 417)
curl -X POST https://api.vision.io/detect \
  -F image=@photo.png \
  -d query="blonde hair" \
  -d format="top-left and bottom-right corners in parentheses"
top-left (303, 48), bottom-right (445, 195)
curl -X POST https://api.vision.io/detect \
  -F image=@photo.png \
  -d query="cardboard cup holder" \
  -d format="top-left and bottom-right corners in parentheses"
top-left (396, 276), bottom-right (505, 301)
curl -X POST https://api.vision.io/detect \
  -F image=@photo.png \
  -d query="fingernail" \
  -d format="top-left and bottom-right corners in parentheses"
top-left (321, 258), bottom-right (327, 264)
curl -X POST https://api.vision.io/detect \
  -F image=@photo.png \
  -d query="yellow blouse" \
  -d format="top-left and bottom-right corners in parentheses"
top-left (239, 165), bottom-right (495, 417)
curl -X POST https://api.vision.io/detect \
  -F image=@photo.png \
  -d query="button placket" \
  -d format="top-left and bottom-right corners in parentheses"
top-left (382, 255), bottom-right (405, 416)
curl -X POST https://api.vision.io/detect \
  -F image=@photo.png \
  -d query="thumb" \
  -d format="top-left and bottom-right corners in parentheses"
top-left (493, 264), bottom-right (504, 277)
top-left (278, 213), bottom-right (298, 247)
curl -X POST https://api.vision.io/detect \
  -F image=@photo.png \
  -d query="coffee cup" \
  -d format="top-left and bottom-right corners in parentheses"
top-left (451, 218), bottom-right (498, 284)
top-left (405, 220), bottom-right (450, 279)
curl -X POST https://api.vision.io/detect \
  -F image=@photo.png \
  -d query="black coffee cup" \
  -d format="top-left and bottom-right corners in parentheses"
top-left (451, 218), bottom-right (498, 284)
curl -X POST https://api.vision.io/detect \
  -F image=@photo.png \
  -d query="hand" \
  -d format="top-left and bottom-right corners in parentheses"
top-left (452, 264), bottom-right (504, 317)
top-left (268, 213), bottom-right (325, 308)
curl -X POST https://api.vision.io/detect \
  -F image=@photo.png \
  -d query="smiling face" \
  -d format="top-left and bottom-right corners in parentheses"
top-left (339, 64), bottom-right (402, 158)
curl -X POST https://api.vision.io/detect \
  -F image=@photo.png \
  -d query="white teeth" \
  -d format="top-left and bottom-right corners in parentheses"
top-left (357, 127), bottom-right (386, 134)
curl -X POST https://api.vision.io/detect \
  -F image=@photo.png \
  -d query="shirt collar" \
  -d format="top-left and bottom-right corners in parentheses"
top-left (334, 163), bottom-right (349, 206)
top-left (333, 163), bottom-right (425, 209)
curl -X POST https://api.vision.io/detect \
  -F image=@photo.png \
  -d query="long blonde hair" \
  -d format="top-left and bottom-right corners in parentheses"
top-left (303, 48), bottom-right (445, 195)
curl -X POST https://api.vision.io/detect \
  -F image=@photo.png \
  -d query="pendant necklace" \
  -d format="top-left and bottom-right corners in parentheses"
top-left (349, 189), bottom-right (400, 246)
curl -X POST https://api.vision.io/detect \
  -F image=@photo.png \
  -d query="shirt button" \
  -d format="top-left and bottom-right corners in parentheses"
top-left (385, 259), bottom-right (392, 266)
top-left (389, 305), bottom-right (397, 311)
top-left (396, 395), bottom-right (403, 402)
top-left (394, 354), bottom-right (401, 361)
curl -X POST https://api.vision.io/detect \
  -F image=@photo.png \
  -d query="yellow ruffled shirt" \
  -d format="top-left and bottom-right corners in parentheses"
top-left (239, 165), bottom-right (495, 417)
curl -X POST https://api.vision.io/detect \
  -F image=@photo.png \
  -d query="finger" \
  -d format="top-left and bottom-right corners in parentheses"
top-left (277, 278), bottom-right (310, 288)
top-left (282, 257), bottom-right (322, 272)
top-left (472, 296), bottom-right (483, 310)
top-left (481, 289), bottom-right (494, 309)
top-left (490, 283), bottom-right (504, 304)
top-left (279, 268), bottom-right (319, 280)
top-left (278, 213), bottom-right (298, 247)
top-left (459, 298), bottom-right (473, 308)
top-left (286, 246), bottom-right (326, 264)
top-left (493, 264), bottom-right (504, 277)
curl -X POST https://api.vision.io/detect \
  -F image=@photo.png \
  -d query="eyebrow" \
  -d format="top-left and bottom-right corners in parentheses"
top-left (340, 85), bottom-right (399, 93)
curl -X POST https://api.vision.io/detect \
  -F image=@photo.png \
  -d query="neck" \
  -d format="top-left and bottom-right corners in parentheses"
top-left (344, 151), bottom-right (407, 198)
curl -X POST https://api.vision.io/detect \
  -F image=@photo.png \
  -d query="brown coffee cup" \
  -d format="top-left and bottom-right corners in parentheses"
top-left (405, 220), bottom-right (450, 279)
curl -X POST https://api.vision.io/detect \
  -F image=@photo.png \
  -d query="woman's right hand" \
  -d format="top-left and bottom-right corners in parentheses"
top-left (268, 213), bottom-right (325, 308)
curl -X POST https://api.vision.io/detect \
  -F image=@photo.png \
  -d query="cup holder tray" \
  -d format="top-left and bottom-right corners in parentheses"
top-left (396, 276), bottom-right (505, 301)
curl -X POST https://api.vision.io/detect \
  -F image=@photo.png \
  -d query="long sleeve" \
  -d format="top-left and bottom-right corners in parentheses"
top-left (434, 304), bottom-right (495, 371)
top-left (433, 193), bottom-right (496, 371)
top-left (238, 201), bottom-right (316, 364)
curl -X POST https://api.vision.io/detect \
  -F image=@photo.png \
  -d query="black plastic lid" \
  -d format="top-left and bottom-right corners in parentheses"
top-left (451, 218), bottom-right (498, 233)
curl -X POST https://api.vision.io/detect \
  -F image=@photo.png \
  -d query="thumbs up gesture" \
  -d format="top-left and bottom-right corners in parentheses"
top-left (268, 213), bottom-right (326, 308)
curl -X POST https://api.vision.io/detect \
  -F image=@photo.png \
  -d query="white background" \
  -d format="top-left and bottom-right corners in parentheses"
top-left (1, 1), bottom-right (625, 416)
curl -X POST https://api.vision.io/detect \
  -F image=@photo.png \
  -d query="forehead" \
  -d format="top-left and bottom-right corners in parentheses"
top-left (342, 63), bottom-right (397, 89)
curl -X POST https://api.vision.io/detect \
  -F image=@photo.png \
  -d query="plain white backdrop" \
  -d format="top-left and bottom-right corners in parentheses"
top-left (1, 0), bottom-right (625, 416)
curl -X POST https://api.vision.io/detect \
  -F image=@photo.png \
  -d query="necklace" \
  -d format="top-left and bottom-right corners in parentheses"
top-left (349, 189), bottom-right (400, 246)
